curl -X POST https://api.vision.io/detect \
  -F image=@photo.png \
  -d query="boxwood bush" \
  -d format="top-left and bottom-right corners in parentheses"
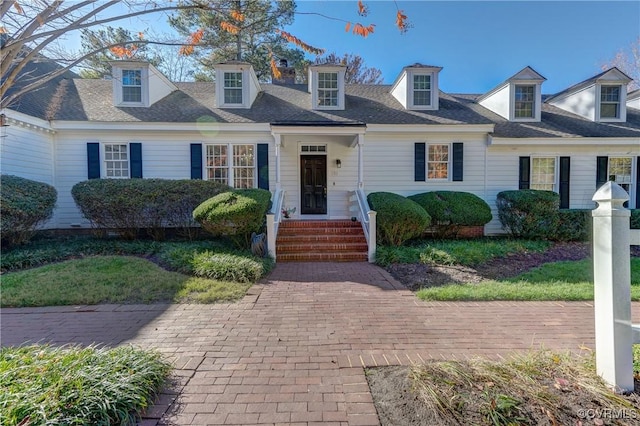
top-left (1, 175), bottom-right (57, 247)
top-left (632, 209), bottom-right (640, 230)
top-left (408, 191), bottom-right (492, 238)
top-left (367, 192), bottom-right (431, 246)
top-left (193, 188), bottom-right (272, 248)
top-left (496, 190), bottom-right (560, 239)
top-left (72, 179), bottom-right (229, 240)
top-left (556, 209), bottom-right (592, 241)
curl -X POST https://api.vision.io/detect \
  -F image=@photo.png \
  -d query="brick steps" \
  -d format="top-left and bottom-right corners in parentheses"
top-left (276, 220), bottom-right (368, 262)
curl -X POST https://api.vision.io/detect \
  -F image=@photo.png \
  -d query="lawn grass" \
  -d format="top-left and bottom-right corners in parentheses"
top-left (375, 238), bottom-right (550, 267)
top-left (417, 258), bottom-right (640, 301)
top-left (0, 344), bottom-right (170, 425)
top-left (1, 256), bottom-right (251, 307)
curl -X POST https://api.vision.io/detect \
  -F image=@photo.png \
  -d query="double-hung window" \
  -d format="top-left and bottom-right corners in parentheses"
top-left (427, 144), bottom-right (449, 180)
top-left (122, 69), bottom-right (142, 103)
top-left (223, 72), bottom-right (243, 105)
top-left (608, 157), bottom-right (632, 194)
top-left (413, 74), bottom-right (432, 107)
top-left (104, 144), bottom-right (129, 178)
top-left (530, 157), bottom-right (556, 191)
top-left (514, 85), bottom-right (535, 119)
top-left (317, 72), bottom-right (338, 107)
top-left (206, 144), bottom-right (255, 188)
top-left (600, 85), bottom-right (621, 119)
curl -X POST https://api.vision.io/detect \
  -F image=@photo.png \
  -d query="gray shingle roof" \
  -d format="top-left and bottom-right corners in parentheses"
top-left (13, 76), bottom-right (640, 139)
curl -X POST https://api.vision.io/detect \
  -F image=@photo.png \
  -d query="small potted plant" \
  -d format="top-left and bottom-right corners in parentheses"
top-left (281, 207), bottom-right (296, 219)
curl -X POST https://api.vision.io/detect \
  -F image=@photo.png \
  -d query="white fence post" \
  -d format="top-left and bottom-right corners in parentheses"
top-left (266, 213), bottom-right (276, 260)
top-left (592, 181), bottom-right (633, 393)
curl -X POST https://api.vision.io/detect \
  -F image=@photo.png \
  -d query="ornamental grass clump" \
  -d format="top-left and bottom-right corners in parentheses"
top-left (0, 175), bottom-right (57, 247)
top-left (367, 192), bottom-right (431, 246)
top-left (0, 344), bottom-right (171, 425)
top-left (193, 188), bottom-right (272, 249)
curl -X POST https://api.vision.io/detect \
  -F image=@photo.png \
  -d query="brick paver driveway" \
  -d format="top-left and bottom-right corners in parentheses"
top-left (2, 262), bottom-right (630, 425)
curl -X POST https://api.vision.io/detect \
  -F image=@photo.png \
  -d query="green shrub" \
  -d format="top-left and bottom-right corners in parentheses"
top-left (367, 192), bottom-right (431, 246)
top-left (408, 191), bottom-right (492, 238)
top-left (191, 251), bottom-right (273, 282)
top-left (556, 209), bottom-right (591, 241)
top-left (496, 190), bottom-right (560, 239)
top-left (72, 179), bottom-right (229, 240)
top-left (193, 188), bottom-right (272, 248)
top-left (1, 175), bottom-right (57, 247)
top-left (632, 209), bottom-right (640, 230)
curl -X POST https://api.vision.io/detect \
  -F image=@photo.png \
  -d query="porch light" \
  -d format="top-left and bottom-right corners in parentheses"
top-left (336, 159), bottom-right (342, 168)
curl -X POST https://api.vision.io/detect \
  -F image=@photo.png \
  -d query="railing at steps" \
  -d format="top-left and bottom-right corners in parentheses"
top-left (266, 188), bottom-right (285, 259)
top-left (350, 189), bottom-right (377, 263)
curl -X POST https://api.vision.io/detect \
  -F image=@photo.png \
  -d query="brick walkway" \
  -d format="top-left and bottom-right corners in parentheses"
top-left (2, 262), bottom-right (636, 425)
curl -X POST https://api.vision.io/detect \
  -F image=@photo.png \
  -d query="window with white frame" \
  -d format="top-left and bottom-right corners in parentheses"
top-left (413, 74), bottom-right (432, 107)
top-left (317, 72), bottom-right (338, 107)
top-left (514, 85), bottom-right (535, 118)
top-left (531, 157), bottom-right (556, 191)
top-left (223, 72), bottom-right (243, 104)
top-left (427, 144), bottom-right (449, 179)
top-left (600, 85), bottom-right (621, 119)
top-left (608, 157), bottom-right (632, 194)
top-left (104, 144), bottom-right (129, 178)
top-left (205, 144), bottom-right (255, 188)
top-left (122, 69), bottom-right (142, 103)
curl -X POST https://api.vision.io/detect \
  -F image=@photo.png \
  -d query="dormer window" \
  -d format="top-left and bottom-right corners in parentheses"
top-left (223, 72), bottom-right (243, 104)
top-left (308, 65), bottom-right (346, 110)
top-left (514, 85), bottom-right (535, 118)
top-left (600, 85), bottom-right (621, 119)
top-left (318, 72), bottom-right (339, 107)
top-left (412, 74), bottom-right (432, 107)
top-left (214, 62), bottom-right (261, 109)
top-left (122, 69), bottom-right (142, 103)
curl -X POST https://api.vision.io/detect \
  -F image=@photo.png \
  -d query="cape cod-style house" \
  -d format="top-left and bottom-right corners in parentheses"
top-left (2, 59), bottom-right (639, 261)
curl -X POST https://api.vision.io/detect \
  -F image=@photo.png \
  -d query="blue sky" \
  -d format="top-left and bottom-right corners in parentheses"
top-left (285, 1), bottom-right (639, 93)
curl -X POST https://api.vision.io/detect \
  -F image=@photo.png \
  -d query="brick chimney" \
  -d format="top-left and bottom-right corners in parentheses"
top-left (272, 59), bottom-right (296, 84)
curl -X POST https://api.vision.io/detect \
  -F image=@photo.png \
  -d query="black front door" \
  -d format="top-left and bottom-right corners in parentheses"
top-left (300, 155), bottom-right (327, 214)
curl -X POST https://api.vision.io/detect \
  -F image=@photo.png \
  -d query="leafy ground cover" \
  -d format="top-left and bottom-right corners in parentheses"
top-left (1, 236), bottom-right (272, 307)
top-left (0, 344), bottom-right (170, 425)
top-left (368, 349), bottom-right (640, 426)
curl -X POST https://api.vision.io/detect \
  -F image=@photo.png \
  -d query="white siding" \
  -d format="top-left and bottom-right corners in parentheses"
top-left (390, 72), bottom-right (408, 109)
top-left (52, 129), bottom-right (275, 228)
top-left (478, 84), bottom-right (510, 119)
top-left (548, 84), bottom-right (597, 121)
top-left (485, 144), bottom-right (640, 235)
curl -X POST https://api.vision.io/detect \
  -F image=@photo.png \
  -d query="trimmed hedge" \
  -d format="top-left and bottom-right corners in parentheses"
top-left (556, 209), bottom-right (591, 241)
top-left (408, 191), bottom-right (492, 238)
top-left (1, 175), bottom-right (57, 247)
top-left (496, 190), bottom-right (560, 239)
top-left (72, 179), bottom-right (230, 240)
top-left (367, 192), bottom-right (431, 246)
top-left (632, 209), bottom-right (640, 230)
top-left (193, 188), bottom-right (272, 248)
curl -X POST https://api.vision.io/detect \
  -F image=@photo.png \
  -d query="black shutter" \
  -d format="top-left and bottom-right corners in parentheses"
top-left (596, 156), bottom-right (608, 189)
top-left (129, 143), bottom-right (142, 178)
top-left (636, 157), bottom-right (640, 209)
top-left (452, 143), bottom-right (463, 182)
top-left (559, 156), bottom-right (570, 209)
top-left (190, 143), bottom-right (202, 179)
top-left (518, 157), bottom-right (530, 190)
top-left (415, 143), bottom-right (426, 182)
top-left (87, 142), bottom-right (100, 179)
top-left (257, 143), bottom-right (269, 190)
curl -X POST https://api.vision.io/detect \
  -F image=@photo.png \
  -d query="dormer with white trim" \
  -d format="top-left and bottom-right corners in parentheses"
top-left (213, 61), bottom-right (261, 109)
top-left (627, 89), bottom-right (640, 110)
top-left (477, 66), bottom-right (546, 122)
top-left (308, 64), bottom-right (346, 110)
top-left (546, 67), bottom-right (632, 122)
top-left (110, 61), bottom-right (176, 108)
top-left (391, 64), bottom-right (442, 111)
